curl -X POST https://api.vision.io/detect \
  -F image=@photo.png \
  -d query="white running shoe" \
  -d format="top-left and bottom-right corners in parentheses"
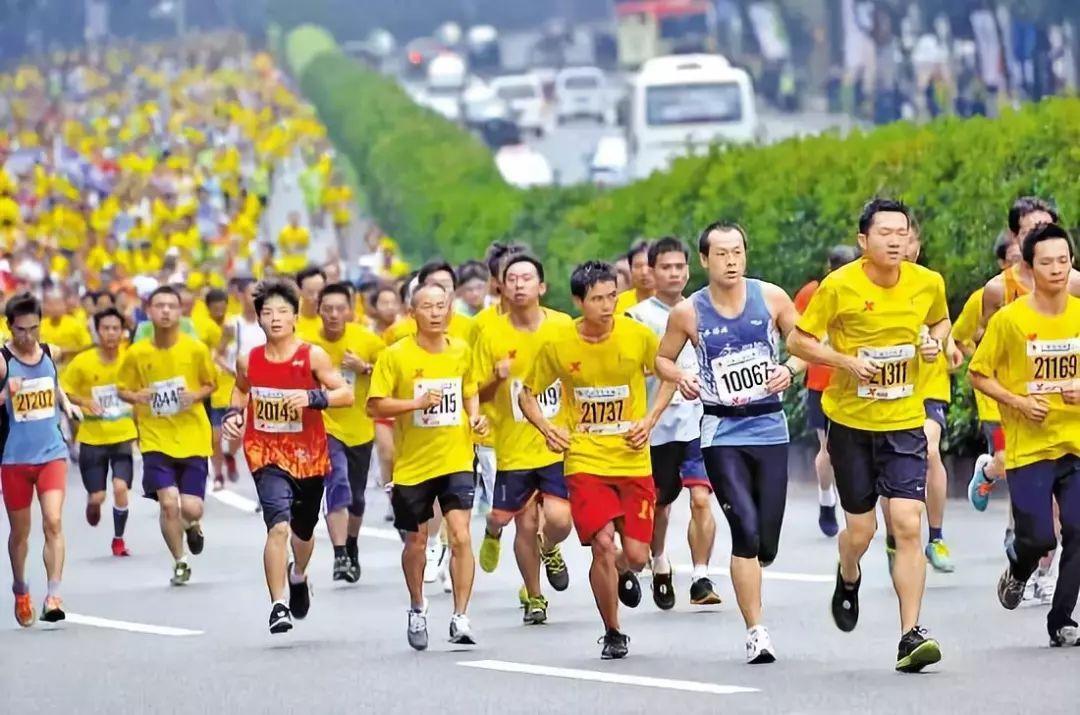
top-left (407, 599), bottom-right (429, 651)
top-left (1034, 572), bottom-right (1056, 605)
top-left (423, 546), bottom-right (440, 584)
top-left (746, 625), bottom-right (776, 664)
top-left (449, 613), bottom-right (476, 644)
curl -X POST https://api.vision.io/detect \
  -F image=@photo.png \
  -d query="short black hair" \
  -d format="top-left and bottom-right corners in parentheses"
top-left (295, 266), bottom-right (327, 289)
top-left (858, 198), bottom-right (911, 235)
top-left (318, 281), bottom-right (354, 308)
top-left (501, 253), bottom-right (545, 283)
top-left (148, 285), bottom-right (181, 305)
top-left (570, 260), bottom-right (618, 300)
top-left (93, 307), bottom-right (125, 330)
top-left (253, 279), bottom-right (301, 315)
top-left (992, 230), bottom-right (1014, 262)
top-left (647, 236), bottom-right (689, 267)
top-left (626, 240), bottom-right (651, 265)
top-left (418, 260), bottom-right (458, 290)
top-left (486, 242), bottom-right (527, 281)
top-left (204, 288), bottom-right (228, 306)
top-left (457, 259), bottom-right (489, 286)
top-left (4, 292), bottom-right (41, 326)
top-left (1008, 196), bottom-right (1059, 235)
top-left (231, 276), bottom-right (256, 292)
top-left (1022, 223), bottom-right (1074, 266)
top-left (697, 221), bottom-right (748, 254)
top-left (827, 245), bottom-right (859, 272)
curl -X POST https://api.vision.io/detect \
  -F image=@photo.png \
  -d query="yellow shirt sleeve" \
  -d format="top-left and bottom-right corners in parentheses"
top-left (952, 290), bottom-right (983, 347)
top-left (795, 278), bottom-right (837, 340)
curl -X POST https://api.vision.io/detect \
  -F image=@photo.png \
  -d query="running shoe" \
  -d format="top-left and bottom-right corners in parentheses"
top-left (518, 585), bottom-right (529, 608)
top-left (618, 571), bottom-right (642, 608)
top-left (895, 626), bottom-right (942, 672)
top-left (185, 522), bottom-right (204, 555)
top-left (538, 539), bottom-right (569, 591)
top-left (818, 505), bottom-right (839, 537)
top-left (346, 557), bottom-right (361, 583)
top-left (86, 502), bottom-right (101, 527)
top-left (332, 555), bottom-right (352, 582)
top-left (41, 596), bottom-right (65, 623)
top-left (1049, 624), bottom-right (1080, 647)
top-left (745, 625), bottom-right (776, 664)
top-left (997, 567), bottom-right (1025, 610)
top-left (689, 577), bottom-right (723, 605)
top-left (423, 546), bottom-right (440, 584)
top-left (599, 629), bottom-right (629, 660)
top-left (407, 602), bottom-right (429, 651)
top-left (925, 539), bottom-right (955, 573)
top-left (967, 454), bottom-right (995, 512)
top-left (288, 566), bottom-right (311, 619)
top-left (171, 561), bottom-right (191, 586)
top-left (449, 613), bottom-right (476, 645)
top-left (651, 570), bottom-right (675, 610)
top-left (1034, 572), bottom-right (1056, 605)
top-left (111, 537), bottom-right (130, 557)
top-left (831, 563), bottom-right (860, 632)
top-left (269, 602), bottom-right (292, 634)
top-left (14, 593), bottom-right (36, 628)
top-left (479, 530), bottom-right (501, 573)
top-left (523, 595), bottom-right (549, 625)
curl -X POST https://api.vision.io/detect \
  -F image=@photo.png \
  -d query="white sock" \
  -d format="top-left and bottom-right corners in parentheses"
top-left (691, 564), bottom-right (708, 580)
top-left (818, 485), bottom-right (836, 508)
top-left (652, 553), bottom-right (670, 574)
top-left (289, 566), bottom-right (306, 584)
top-left (176, 555), bottom-right (188, 565)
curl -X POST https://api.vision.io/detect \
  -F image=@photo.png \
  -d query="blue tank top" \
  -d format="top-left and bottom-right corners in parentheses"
top-left (692, 280), bottom-right (789, 447)
top-left (2, 345), bottom-right (68, 465)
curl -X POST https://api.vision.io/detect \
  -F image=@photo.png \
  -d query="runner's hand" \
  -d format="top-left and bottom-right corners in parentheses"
top-left (947, 343), bottom-right (965, 370)
top-left (283, 390), bottom-right (310, 411)
top-left (470, 414), bottom-right (489, 437)
top-left (845, 356), bottom-right (880, 383)
top-left (542, 424), bottom-right (571, 453)
top-left (624, 419), bottom-right (652, 450)
top-left (765, 365), bottom-right (792, 395)
top-left (87, 400), bottom-right (105, 417)
top-left (222, 412), bottom-right (245, 440)
top-left (65, 404), bottom-right (83, 422)
top-left (1061, 382), bottom-right (1080, 406)
top-left (342, 351), bottom-right (371, 374)
top-left (919, 336), bottom-right (942, 363)
top-left (178, 390), bottom-right (197, 409)
top-left (494, 358), bottom-right (512, 380)
top-left (415, 389), bottom-right (442, 410)
top-left (676, 372), bottom-right (700, 401)
top-left (1015, 395), bottom-right (1050, 422)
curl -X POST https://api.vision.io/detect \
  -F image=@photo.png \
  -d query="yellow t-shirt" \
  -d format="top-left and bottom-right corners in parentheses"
top-left (195, 317), bottom-right (232, 410)
top-left (918, 352), bottom-right (950, 404)
top-left (117, 334), bottom-right (215, 458)
top-left (473, 310), bottom-right (574, 471)
top-left (525, 316), bottom-right (658, 477)
top-left (953, 288), bottom-right (1000, 423)
top-left (278, 225), bottom-right (310, 252)
top-left (296, 314), bottom-right (322, 342)
top-left (367, 336), bottom-right (478, 486)
top-left (383, 313), bottom-right (478, 346)
top-left (616, 290), bottom-right (650, 316)
top-left (60, 348), bottom-right (137, 446)
top-left (796, 260), bottom-right (949, 432)
top-left (969, 296), bottom-right (1080, 470)
top-left (40, 315), bottom-right (92, 365)
top-left (307, 323), bottom-right (385, 446)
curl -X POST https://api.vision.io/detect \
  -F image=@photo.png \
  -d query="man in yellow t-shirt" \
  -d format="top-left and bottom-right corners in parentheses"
top-left (309, 282), bottom-right (385, 583)
top-left (788, 199), bottom-right (950, 672)
top-left (969, 223), bottom-right (1080, 646)
top-left (199, 289), bottom-right (237, 489)
top-left (60, 308), bottom-right (138, 557)
top-left (383, 261), bottom-right (478, 346)
top-left (522, 260), bottom-right (670, 660)
top-left (40, 290), bottom-right (91, 368)
top-left (614, 240), bottom-right (655, 315)
top-left (277, 211), bottom-right (310, 274)
top-left (294, 266), bottom-right (325, 340)
top-left (118, 286), bottom-right (216, 587)
top-left (368, 283), bottom-right (488, 651)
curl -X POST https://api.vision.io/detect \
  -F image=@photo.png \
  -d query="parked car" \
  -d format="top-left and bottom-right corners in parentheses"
top-left (556, 66), bottom-right (607, 123)
top-left (490, 74), bottom-right (547, 137)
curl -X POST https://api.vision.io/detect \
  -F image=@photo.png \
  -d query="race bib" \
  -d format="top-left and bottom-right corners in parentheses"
top-left (413, 378), bottom-right (462, 428)
top-left (251, 386), bottom-right (302, 433)
top-left (711, 345), bottom-right (774, 406)
top-left (510, 378), bottom-right (561, 423)
top-left (574, 385), bottom-right (630, 435)
top-left (857, 345), bottom-right (916, 400)
top-left (1027, 338), bottom-right (1080, 395)
top-left (11, 376), bottom-right (56, 422)
top-left (92, 384), bottom-right (131, 420)
top-left (150, 377), bottom-right (187, 417)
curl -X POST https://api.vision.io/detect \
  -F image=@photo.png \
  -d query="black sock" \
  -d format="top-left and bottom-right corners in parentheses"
top-left (346, 536), bottom-right (358, 560)
top-left (333, 545), bottom-right (347, 559)
top-left (113, 507), bottom-right (128, 538)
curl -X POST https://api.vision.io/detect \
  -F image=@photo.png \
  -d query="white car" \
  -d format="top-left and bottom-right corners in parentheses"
top-left (556, 67), bottom-right (607, 123)
top-left (490, 74), bottom-right (547, 137)
top-left (461, 80), bottom-right (509, 128)
top-left (423, 53), bottom-right (467, 123)
top-left (588, 135), bottom-right (629, 187)
top-left (495, 144), bottom-right (554, 188)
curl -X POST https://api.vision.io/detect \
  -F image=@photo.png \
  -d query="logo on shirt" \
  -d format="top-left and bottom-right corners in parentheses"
top-left (750, 320), bottom-right (763, 326)
top-left (1027, 333), bottom-right (1038, 341)
top-left (507, 350), bottom-right (517, 359)
top-left (413, 369), bottom-right (425, 379)
top-left (569, 362), bottom-right (581, 373)
top-left (291, 360), bottom-right (304, 367)
top-left (864, 301), bottom-right (875, 312)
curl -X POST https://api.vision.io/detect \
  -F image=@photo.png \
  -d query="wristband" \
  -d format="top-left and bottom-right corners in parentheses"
top-left (306, 389), bottom-right (330, 410)
top-left (223, 407), bottom-right (243, 423)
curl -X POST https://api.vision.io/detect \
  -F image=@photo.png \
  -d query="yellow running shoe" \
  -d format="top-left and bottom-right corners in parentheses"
top-left (479, 529), bottom-right (501, 573)
top-left (518, 585), bottom-right (529, 608)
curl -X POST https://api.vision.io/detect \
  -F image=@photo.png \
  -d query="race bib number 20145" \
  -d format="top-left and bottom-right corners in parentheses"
top-left (251, 387), bottom-right (302, 433)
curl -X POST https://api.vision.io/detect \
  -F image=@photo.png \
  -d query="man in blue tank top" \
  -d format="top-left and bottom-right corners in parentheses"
top-left (1, 293), bottom-right (82, 627)
top-left (655, 222), bottom-right (805, 665)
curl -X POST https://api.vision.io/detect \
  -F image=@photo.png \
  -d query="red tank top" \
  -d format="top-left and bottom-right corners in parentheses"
top-left (243, 342), bottom-right (329, 478)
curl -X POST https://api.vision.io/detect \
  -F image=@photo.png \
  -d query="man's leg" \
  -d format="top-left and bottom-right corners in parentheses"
top-left (325, 437), bottom-right (352, 575)
top-left (540, 496), bottom-right (573, 550)
top-left (6, 507), bottom-right (32, 591)
top-left (403, 525), bottom-right (429, 609)
top-left (924, 417), bottom-right (949, 550)
top-left (111, 477), bottom-right (130, 538)
top-left (444, 507), bottom-right (475, 615)
top-left (345, 442), bottom-right (373, 566)
top-left (1049, 457), bottom-right (1080, 638)
top-left (590, 522), bottom-right (621, 630)
top-left (264, 521), bottom-right (290, 601)
top-left (513, 503), bottom-right (542, 598)
top-left (39, 488), bottom-right (66, 588)
top-left (815, 427), bottom-right (836, 500)
top-left (157, 486), bottom-right (185, 560)
top-left (888, 497), bottom-right (928, 633)
top-left (211, 425), bottom-right (225, 488)
top-left (688, 485), bottom-right (716, 570)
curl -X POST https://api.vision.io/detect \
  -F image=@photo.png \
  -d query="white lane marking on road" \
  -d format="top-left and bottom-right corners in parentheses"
top-left (458, 660), bottom-right (758, 695)
top-left (672, 562), bottom-right (833, 584)
top-left (66, 613), bottom-right (203, 637)
top-left (210, 489), bottom-right (400, 542)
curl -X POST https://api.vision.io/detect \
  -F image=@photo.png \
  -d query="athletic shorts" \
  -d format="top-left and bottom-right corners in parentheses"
top-left (825, 422), bottom-right (927, 514)
top-left (924, 399), bottom-right (948, 430)
top-left (391, 472), bottom-right (475, 532)
top-left (79, 441), bottom-right (135, 493)
top-left (142, 452), bottom-right (209, 500)
top-left (703, 444), bottom-right (788, 565)
top-left (253, 465), bottom-right (325, 541)
top-left (805, 389), bottom-right (827, 432)
top-left (327, 436), bottom-right (373, 516)
top-left (1, 459), bottom-right (68, 512)
top-left (650, 439), bottom-right (710, 507)
top-left (492, 462), bottom-right (568, 515)
top-left (207, 407), bottom-right (228, 428)
top-left (981, 421), bottom-right (1006, 454)
top-left (565, 473), bottom-right (655, 546)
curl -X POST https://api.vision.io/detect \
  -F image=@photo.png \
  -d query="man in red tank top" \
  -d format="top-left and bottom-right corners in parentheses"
top-left (221, 279), bottom-right (354, 635)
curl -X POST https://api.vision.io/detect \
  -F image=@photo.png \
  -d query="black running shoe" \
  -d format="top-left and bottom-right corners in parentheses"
top-left (997, 567), bottom-right (1025, 610)
top-left (818, 505), bottom-right (839, 537)
top-left (831, 563), bottom-right (860, 633)
top-left (539, 539), bottom-right (569, 592)
top-left (895, 626), bottom-right (942, 673)
top-left (185, 522), bottom-right (204, 555)
top-left (288, 564), bottom-right (311, 620)
top-left (652, 571), bottom-right (675, 610)
top-left (600, 629), bottom-right (630, 659)
top-left (332, 555), bottom-right (351, 582)
top-left (689, 577), bottom-right (723, 605)
top-left (269, 602), bottom-right (293, 634)
top-left (346, 557), bottom-right (361, 584)
top-left (618, 571), bottom-right (641, 608)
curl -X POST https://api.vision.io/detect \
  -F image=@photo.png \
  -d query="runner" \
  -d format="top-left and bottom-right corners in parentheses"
top-left (788, 199), bottom-right (950, 672)
top-left (655, 224), bottom-right (804, 663)
top-left (216, 278), bottom-right (266, 492)
top-left (308, 281), bottom-right (385, 582)
top-left (295, 267), bottom-right (327, 340)
top-left (793, 245), bottom-right (859, 537)
top-left (615, 240), bottom-right (655, 315)
top-left (199, 289), bottom-right (235, 490)
top-left (2, 293), bottom-right (82, 625)
top-left (474, 253), bottom-right (574, 624)
top-left (366, 284), bottom-right (401, 522)
top-left (118, 285), bottom-right (216, 586)
top-left (60, 307), bottom-right (138, 556)
top-left (221, 279), bottom-right (353, 634)
top-left (626, 237), bottom-right (722, 609)
top-left (521, 260), bottom-right (673, 659)
top-left (969, 223), bottom-right (1080, 646)
top-left (367, 283), bottom-right (488, 650)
